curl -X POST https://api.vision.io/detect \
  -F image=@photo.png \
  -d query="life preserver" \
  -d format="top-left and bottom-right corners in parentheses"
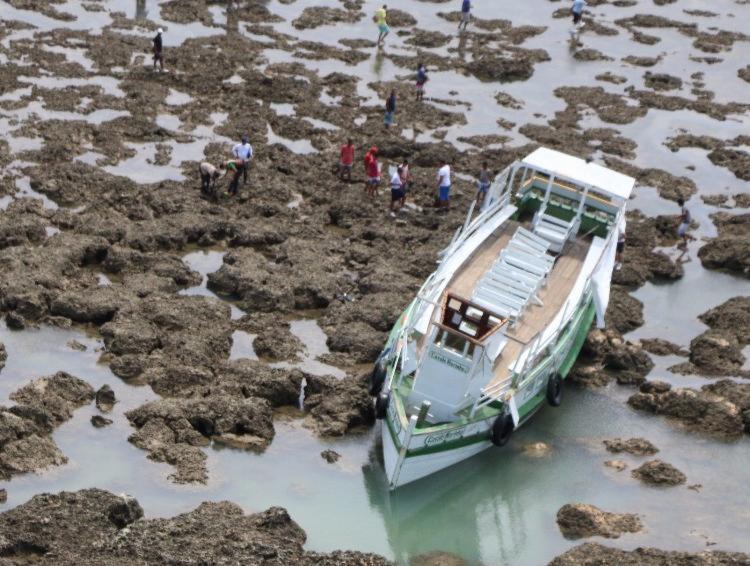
top-left (375, 392), bottom-right (390, 420)
top-left (490, 413), bottom-right (514, 447)
top-left (547, 373), bottom-right (563, 407)
top-left (369, 359), bottom-right (387, 396)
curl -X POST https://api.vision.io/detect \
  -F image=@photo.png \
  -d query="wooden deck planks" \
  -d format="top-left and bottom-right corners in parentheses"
top-left (448, 220), bottom-right (518, 298)
top-left (440, 219), bottom-right (591, 391)
top-left (487, 238), bottom-right (589, 388)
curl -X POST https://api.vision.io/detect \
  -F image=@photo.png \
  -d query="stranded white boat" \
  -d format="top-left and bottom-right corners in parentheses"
top-left (371, 148), bottom-right (634, 490)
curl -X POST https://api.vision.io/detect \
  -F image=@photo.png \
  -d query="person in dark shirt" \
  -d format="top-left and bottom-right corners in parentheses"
top-left (415, 63), bottom-right (428, 101)
top-left (384, 90), bottom-right (396, 128)
top-left (153, 28), bottom-right (164, 72)
top-left (459, 0), bottom-right (471, 31)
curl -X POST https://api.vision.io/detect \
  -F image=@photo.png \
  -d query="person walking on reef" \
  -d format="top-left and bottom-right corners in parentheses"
top-left (232, 135), bottom-right (253, 185)
top-left (339, 139), bottom-right (355, 181)
top-left (364, 146), bottom-right (381, 198)
top-left (384, 90), bottom-right (397, 128)
top-left (676, 197), bottom-right (693, 248)
top-left (153, 28), bottom-right (164, 72)
top-left (390, 166), bottom-right (405, 216)
top-left (415, 63), bottom-right (428, 101)
top-left (571, 0), bottom-right (587, 26)
top-left (399, 159), bottom-right (412, 207)
top-left (476, 161), bottom-right (491, 207)
top-left (436, 159), bottom-right (452, 210)
top-left (375, 5), bottom-right (389, 46)
top-left (199, 161), bottom-right (223, 198)
top-left (459, 0), bottom-right (472, 31)
top-left (615, 228), bottom-right (626, 270)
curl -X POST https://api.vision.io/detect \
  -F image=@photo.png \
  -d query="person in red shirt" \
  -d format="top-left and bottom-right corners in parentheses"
top-left (339, 139), bottom-right (355, 181)
top-left (364, 146), bottom-right (380, 198)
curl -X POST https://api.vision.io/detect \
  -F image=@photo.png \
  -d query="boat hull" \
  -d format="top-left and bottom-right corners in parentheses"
top-left (382, 421), bottom-right (492, 489)
top-left (382, 298), bottom-right (597, 490)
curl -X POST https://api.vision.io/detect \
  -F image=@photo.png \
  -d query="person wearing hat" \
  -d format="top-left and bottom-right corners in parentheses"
top-left (232, 135), bottom-right (254, 185)
top-left (153, 28), bottom-right (164, 72)
top-left (364, 146), bottom-right (380, 198)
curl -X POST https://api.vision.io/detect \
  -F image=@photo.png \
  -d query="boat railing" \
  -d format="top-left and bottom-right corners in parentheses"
top-left (437, 169), bottom-right (513, 262)
top-left (468, 287), bottom-right (587, 416)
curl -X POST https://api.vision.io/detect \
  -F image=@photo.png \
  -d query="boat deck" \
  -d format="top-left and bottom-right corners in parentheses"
top-left (446, 220), bottom-right (590, 390)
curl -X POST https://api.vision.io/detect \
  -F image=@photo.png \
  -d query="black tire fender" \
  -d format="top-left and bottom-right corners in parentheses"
top-left (369, 359), bottom-right (387, 396)
top-left (490, 413), bottom-right (514, 447)
top-left (375, 392), bottom-right (390, 420)
top-left (547, 373), bottom-right (563, 407)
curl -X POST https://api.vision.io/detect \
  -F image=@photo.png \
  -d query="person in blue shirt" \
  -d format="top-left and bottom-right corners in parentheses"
top-left (459, 0), bottom-right (471, 31)
top-left (572, 0), bottom-right (586, 25)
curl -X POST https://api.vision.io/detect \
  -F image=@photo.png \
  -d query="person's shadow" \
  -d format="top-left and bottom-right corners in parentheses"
top-left (373, 48), bottom-right (385, 81)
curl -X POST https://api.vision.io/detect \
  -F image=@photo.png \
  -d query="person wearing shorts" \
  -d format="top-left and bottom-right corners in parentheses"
top-left (375, 5), bottom-right (389, 45)
top-left (415, 63), bottom-right (428, 101)
top-left (476, 161), bottom-right (490, 207)
top-left (365, 147), bottom-right (381, 197)
top-left (572, 0), bottom-right (586, 25)
top-left (390, 166), bottom-right (405, 215)
top-left (339, 139), bottom-right (355, 181)
top-left (459, 0), bottom-right (471, 31)
top-left (436, 160), bottom-right (451, 210)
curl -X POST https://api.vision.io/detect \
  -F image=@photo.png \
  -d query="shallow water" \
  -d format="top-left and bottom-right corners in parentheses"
top-left (3, 322), bottom-right (749, 564)
top-left (1, 0), bottom-right (750, 564)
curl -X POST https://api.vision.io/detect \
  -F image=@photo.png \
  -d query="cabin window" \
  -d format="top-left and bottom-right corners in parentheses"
top-left (442, 331), bottom-right (466, 355)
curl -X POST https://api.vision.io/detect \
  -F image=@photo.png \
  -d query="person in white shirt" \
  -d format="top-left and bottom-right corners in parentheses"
top-left (232, 135), bottom-right (253, 185)
top-left (198, 162), bottom-right (223, 197)
top-left (390, 166), bottom-right (405, 215)
top-left (436, 160), bottom-right (451, 209)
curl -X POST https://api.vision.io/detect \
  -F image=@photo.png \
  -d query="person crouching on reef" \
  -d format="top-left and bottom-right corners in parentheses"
top-left (415, 63), bottom-right (428, 101)
top-left (364, 146), bottom-right (380, 198)
top-left (153, 28), bottom-right (164, 72)
top-left (571, 0), bottom-right (587, 26)
top-left (375, 5), bottom-right (389, 46)
top-left (232, 135), bottom-right (253, 185)
top-left (225, 159), bottom-right (243, 196)
top-left (199, 161), bottom-right (223, 198)
top-left (390, 166), bottom-right (405, 216)
top-left (339, 138), bottom-right (355, 181)
top-left (384, 90), bottom-right (397, 128)
top-left (436, 159), bottom-right (452, 210)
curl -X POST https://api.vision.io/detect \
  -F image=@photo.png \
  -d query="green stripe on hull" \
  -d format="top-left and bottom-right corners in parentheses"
top-left (387, 298), bottom-right (596, 458)
top-left (559, 300), bottom-right (596, 379)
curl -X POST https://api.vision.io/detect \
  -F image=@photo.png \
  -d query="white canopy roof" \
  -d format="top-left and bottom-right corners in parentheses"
top-left (521, 148), bottom-right (635, 201)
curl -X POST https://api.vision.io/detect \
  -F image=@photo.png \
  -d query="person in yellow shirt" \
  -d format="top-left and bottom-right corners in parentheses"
top-left (375, 5), bottom-right (389, 46)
